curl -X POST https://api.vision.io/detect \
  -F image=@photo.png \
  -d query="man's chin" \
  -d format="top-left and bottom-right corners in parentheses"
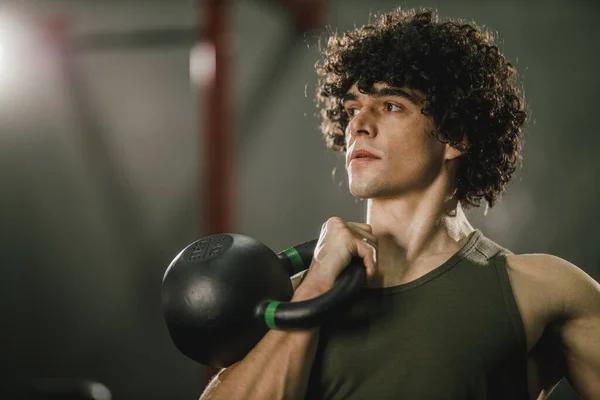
top-left (349, 183), bottom-right (400, 200)
top-left (349, 185), bottom-right (377, 199)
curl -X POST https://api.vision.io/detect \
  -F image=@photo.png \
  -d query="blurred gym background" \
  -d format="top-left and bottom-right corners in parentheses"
top-left (1, 0), bottom-right (598, 399)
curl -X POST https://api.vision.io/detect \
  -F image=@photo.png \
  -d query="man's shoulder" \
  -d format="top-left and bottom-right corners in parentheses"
top-left (505, 253), bottom-right (584, 295)
top-left (505, 253), bottom-right (600, 320)
top-left (505, 253), bottom-right (587, 284)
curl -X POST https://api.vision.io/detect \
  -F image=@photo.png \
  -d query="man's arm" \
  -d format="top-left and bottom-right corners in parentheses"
top-left (533, 254), bottom-right (600, 399)
top-left (551, 255), bottom-right (600, 398)
top-left (201, 217), bottom-right (378, 400)
top-left (200, 272), bottom-right (317, 400)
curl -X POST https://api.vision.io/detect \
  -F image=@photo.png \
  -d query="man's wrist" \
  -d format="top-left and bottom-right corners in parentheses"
top-left (291, 278), bottom-right (332, 302)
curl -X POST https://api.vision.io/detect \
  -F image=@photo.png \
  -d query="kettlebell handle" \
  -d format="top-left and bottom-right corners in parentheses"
top-left (257, 239), bottom-right (366, 330)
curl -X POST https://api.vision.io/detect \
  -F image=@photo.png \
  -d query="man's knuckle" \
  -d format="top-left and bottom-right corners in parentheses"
top-left (327, 216), bottom-right (344, 225)
top-left (341, 230), bottom-right (354, 242)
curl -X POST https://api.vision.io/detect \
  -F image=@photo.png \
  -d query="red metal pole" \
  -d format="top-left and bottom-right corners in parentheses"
top-left (202, 0), bottom-right (234, 383)
top-left (203, 0), bottom-right (235, 237)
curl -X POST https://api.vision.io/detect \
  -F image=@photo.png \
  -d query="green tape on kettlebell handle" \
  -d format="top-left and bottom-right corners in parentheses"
top-left (264, 301), bottom-right (280, 329)
top-left (284, 247), bottom-right (305, 274)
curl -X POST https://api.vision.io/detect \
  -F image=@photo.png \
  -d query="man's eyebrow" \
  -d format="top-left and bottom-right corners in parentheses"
top-left (341, 87), bottom-right (421, 105)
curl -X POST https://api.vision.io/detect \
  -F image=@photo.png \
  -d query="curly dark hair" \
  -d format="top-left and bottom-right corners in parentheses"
top-left (315, 8), bottom-right (527, 209)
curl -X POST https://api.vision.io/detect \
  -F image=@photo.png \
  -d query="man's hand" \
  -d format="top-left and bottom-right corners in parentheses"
top-left (297, 216), bottom-right (378, 297)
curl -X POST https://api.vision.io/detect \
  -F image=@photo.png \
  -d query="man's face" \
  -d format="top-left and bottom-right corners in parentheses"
top-left (343, 82), bottom-right (447, 199)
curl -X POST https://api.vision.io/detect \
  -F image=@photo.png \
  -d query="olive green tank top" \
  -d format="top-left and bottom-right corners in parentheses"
top-left (304, 230), bottom-right (529, 399)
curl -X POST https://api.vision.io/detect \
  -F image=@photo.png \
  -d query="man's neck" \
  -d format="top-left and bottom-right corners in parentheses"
top-left (364, 187), bottom-right (475, 288)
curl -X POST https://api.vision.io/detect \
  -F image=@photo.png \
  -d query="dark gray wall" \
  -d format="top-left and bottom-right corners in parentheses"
top-left (1, 0), bottom-right (598, 399)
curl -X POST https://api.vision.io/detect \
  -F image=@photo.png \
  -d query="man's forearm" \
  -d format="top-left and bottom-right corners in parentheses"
top-left (200, 287), bottom-right (323, 400)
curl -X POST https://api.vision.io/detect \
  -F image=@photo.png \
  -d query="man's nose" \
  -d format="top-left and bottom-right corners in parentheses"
top-left (348, 110), bottom-right (377, 139)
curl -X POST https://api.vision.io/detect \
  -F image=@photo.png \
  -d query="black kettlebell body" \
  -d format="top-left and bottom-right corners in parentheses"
top-left (162, 234), bottom-right (293, 367)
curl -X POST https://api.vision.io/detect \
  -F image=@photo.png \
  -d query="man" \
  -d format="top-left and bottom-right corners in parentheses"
top-left (200, 8), bottom-right (600, 400)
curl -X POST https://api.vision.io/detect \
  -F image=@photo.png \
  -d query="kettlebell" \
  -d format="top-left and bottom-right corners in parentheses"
top-left (161, 233), bottom-right (366, 368)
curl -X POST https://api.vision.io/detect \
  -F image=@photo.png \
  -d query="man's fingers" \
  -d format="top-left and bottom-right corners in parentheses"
top-left (346, 222), bottom-right (377, 278)
top-left (346, 223), bottom-right (377, 245)
top-left (347, 222), bottom-right (373, 233)
top-left (356, 239), bottom-right (378, 279)
top-left (314, 217), bottom-right (378, 284)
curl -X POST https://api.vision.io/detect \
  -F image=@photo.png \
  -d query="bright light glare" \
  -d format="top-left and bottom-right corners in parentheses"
top-left (0, 11), bottom-right (43, 89)
top-left (0, 11), bottom-right (47, 109)
top-left (0, 14), bottom-right (22, 82)
top-left (190, 42), bottom-right (216, 87)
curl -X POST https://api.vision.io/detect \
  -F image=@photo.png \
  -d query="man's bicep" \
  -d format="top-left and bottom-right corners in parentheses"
top-left (561, 315), bottom-right (600, 398)
top-left (556, 257), bottom-right (600, 398)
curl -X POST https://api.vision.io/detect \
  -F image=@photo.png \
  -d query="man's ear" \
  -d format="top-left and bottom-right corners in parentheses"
top-left (444, 135), bottom-right (469, 161)
top-left (444, 143), bottom-right (464, 161)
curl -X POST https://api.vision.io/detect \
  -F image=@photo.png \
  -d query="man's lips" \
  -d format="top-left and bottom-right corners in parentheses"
top-left (349, 149), bottom-right (381, 164)
top-left (349, 157), bottom-right (379, 166)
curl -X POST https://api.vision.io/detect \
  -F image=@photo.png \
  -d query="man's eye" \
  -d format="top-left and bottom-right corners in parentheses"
top-left (386, 103), bottom-right (403, 112)
top-left (346, 107), bottom-right (359, 117)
